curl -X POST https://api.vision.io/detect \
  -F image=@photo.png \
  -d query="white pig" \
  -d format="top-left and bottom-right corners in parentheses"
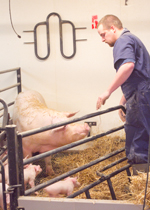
top-left (0, 183), bottom-right (10, 209)
top-left (24, 164), bottom-right (42, 190)
top-left (12, 90), bottom-right (90, 175)
top-left (44, 177), bottom-right (80, 197)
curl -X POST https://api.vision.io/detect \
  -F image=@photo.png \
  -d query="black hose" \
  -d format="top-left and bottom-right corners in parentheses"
top-left (9, 0), bottom-right (21, 38)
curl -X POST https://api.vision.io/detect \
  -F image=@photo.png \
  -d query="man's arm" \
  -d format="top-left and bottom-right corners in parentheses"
top-left (96, 62), bottom-right (134, 110)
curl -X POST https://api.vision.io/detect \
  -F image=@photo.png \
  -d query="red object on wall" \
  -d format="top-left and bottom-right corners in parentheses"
top-left (92, 15), bottom-right (98, 29)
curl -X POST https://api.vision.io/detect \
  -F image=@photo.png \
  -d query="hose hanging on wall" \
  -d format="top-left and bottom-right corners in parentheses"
top-left (9, 0), bottom-right (21, 38)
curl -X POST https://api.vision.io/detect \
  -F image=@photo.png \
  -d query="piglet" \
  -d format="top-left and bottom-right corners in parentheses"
top-left (24, 164), bottom-right (42, 190)
top-left (44, 177), bottom-right (80, 197)
top-left (0, 183), bottom-right (10, 209)
top-left (0, 155), bottom-right (29, 185)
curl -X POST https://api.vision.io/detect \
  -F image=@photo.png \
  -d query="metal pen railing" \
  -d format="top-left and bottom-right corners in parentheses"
top-left (4, 105), bottom-right (126, 210)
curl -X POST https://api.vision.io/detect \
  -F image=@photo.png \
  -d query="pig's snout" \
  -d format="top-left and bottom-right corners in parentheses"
top-left (84, 123), bottom-right (90, 134)
top-left (75, 181), bottom-right (80, 187)
top-left (84, 123), bottom-right (90, 131)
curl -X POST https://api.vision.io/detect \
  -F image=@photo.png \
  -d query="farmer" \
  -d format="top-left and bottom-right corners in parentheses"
top-left (96, 14), bottom-right (150, 174)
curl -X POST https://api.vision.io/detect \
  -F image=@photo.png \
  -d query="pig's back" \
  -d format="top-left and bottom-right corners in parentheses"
top-left (12, 90), bottom-right (49, 131)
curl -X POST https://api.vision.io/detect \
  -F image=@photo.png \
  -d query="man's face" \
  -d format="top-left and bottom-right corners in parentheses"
top-left (97, 24), bottom-right (116, 47)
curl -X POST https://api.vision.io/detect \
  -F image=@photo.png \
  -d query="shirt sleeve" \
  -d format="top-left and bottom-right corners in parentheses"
top-left (113, 35), bottom-right (136, 70)
top-left (115, 58), bottom-right (135, 71)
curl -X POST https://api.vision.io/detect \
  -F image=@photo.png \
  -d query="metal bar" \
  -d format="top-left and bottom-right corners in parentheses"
top-left (75, 27), bottom-right (87, 30)
top-left (76, 39), bottom-right (87, 41)
top-left (126, 168), bottom-right (131, 183)
top-left (60, 20), bottom-right (76, 59)
top-left (17, 135), bottom-right (25, 196)
top-left (0, 128), bottom-right (5, 131)
top-left (107, 164), bottom-right (132, 178)
top-left (24, 42), bottom-right (34, 44)
top-left (24, 147), bottom-right (125, 195)
top-left (23, 125), bottom-right (124, 165)
top-left (0, 102), bottom-right (15, 111)
top-left (68, 178), bottom-right (102, 199)
top-left (99, 157), bottom-right (127, 172)
top-left (0, 99), bottom-right (8, 146)
top-left (0, 146), bottom-right (7, 157)
top-left (0, 131), bottom-right (6, 144)
top-left (17, 68), bottom-right (22, 93)
top-left (0, 161), bottom-right (7, 210)
top-left (23, 30), bottom-right (34, 32)
top-left (85, 190), bottom-right (91, 199)
top-left (126, 168), bottom-right (131, 177)
top-left (0, 68), bottom-right (20, 74)
top-left (6, 125), bottom-right (19, 210)
top-left (107, 178), bottom-right (116, 200)
top-left (34, 21), bottom-right (50, 60)
top-left (68, 164), bottom-right (131, 198)
top-left (1, 154), bottom-right (8, 163)
top-left (20, 105), bottom-right (126, 138)
top-left (0, 83), bottom-right (20, 93)
top-left (0, 99), bottom-right (8, 128)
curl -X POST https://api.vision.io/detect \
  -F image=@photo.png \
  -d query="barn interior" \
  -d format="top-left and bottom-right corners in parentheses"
top-left (1, 0), bottom-right (150, 210)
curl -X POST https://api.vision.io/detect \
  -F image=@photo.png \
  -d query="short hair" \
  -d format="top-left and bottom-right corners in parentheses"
top-left (97, 14), bottom-right (123, 30)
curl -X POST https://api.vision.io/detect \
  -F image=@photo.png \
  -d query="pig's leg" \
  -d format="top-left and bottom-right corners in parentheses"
top-left (49, 193), bottom-right (61, 198)
top-left (66, 190), bottom-right (73, 196)
top-left (29, 179), bottom-right (35, 188)
top-left (44, 156), bottom-right (54, 175)
top-left (28, 179), bottom-right (39, 195)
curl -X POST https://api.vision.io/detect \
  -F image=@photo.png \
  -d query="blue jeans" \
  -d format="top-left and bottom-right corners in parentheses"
top-left (125, 88), bottom-right (150, 164)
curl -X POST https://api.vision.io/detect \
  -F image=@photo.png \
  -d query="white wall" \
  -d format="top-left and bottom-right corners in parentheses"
top-left (1, 0), bottom-right (150, 135)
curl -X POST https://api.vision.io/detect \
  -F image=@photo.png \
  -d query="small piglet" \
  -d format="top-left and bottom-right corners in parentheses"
top-left (0, 155), bottom-right (29, 185)
top-left (44, 177), bottom-right (80, 197)
top-left (0, 183), bottom-right (10, 209)
top-left (24, 164), bottom-right (42, 190)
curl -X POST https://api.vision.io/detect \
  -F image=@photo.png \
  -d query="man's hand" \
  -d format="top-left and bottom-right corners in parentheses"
top-left (118, 94), bottom-right (126, 122)
top-left (118, 108), bottom-right (126, 122)
top-left (96, 90), bottom-right (110, 110)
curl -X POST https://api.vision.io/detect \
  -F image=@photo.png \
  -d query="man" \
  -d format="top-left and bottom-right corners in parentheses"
top-left (96, 14), bottom-right (150, 174)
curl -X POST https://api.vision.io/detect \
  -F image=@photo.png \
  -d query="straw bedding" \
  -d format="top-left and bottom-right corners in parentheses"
top-left (34, 135), bottom-right (150, 208)
top-left (1, 136), bottom-right (150, 210)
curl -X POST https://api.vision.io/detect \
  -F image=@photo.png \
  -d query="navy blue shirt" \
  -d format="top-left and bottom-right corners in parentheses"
top-left (113, 28), bottom-right (150, 100)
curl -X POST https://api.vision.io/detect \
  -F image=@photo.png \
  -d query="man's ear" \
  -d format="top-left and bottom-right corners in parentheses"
top-left (110, 25), bottom-right (116, 33)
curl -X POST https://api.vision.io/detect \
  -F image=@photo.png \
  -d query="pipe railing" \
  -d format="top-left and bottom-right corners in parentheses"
top-left (23, 125), bottom-right (124, 165)
top-left (24, 147), bottom-right (126, 195)
top-left (0, 160), bottom-right (8, 210)
top-left (68, 164), bottom-right (131, 199)
top-left (20, 105), bottom-right (126, 138)
top-left (0, 67), bottom-right (22, 109)
top-left (5, 105), bottom-right (126, 210)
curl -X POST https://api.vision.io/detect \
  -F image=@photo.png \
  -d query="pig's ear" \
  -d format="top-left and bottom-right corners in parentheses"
top-left (23, 164), bottom-right (29, 169)
top-left (35, 165), bottom-right (40, 171)
top-left (65, 111), bottom-right (79, 118)
top-left (24, 155), bottom-right (29, 160)
top-left (72, 177), bottom-right (77, 184)
top-left (53, 125), bottom-right (67, 132)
